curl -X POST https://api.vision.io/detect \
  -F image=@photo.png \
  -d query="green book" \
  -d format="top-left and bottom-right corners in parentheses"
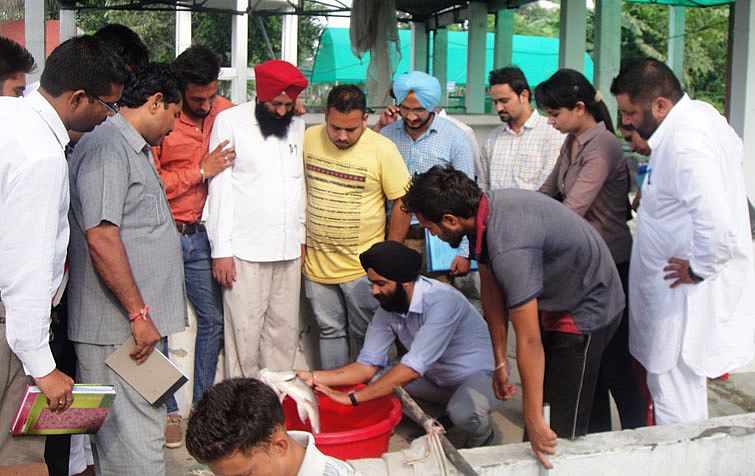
top-left (10, 384), bottom-right (116, 435)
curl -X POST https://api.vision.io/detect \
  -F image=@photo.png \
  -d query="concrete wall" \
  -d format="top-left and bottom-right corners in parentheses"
top-left (349, 413), bottom-right (755, 476)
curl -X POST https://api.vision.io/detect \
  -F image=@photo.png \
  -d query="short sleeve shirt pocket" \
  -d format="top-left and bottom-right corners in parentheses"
top-left (124, 150), bottom-right (169, 229)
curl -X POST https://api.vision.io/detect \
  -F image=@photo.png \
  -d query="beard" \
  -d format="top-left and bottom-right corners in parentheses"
top-left (255, 101), bottom-right (294, 138)
top-left (376, 283), bottom-right (410, 314)
top-left (446, 230), bottom-right (464, 249)
top-left (498, 111), bottom-right (512, 124)
top-left (402, 111), bottom-right (434, 131)
top-left (191, 108), bottom-right (210, 119)
top-left (636, 108), bottom-right (661, 140)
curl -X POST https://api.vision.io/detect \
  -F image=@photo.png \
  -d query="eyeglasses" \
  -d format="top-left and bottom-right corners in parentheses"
top-left (88, 93), bottom-right (119, 115)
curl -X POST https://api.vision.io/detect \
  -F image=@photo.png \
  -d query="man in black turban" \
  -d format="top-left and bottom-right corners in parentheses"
top-left (296, 241), bottom-right (503, 448)
top-left (358, 240), bottom-right (421, 314)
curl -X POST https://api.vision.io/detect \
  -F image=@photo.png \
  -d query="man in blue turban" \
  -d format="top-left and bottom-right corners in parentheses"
top-left (392, 71), bottom-right (442, 113)
top-left (379, 71), bottom-right (476, 282)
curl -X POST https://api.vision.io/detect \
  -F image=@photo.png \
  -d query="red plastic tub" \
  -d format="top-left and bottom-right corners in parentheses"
top-left (282, 385), bottom-right (402, 460)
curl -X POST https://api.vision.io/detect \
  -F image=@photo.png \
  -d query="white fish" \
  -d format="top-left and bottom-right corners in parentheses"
top-left (259, 368), bottom-right (321, 434)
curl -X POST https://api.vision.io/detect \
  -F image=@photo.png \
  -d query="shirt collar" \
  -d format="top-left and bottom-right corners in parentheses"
top-left (501, 109), bottom-right (539, 135)
top-left (647, 93), bottom-right (690, 151)
top-left (405, 276), bottom-right (431, 316)
top-left (523, 110), bottom-right (541, 129)
top-left (112, 114), bottom-right (149, 154)
top-left (26, 90), bottom-right (70, 150)
top-left (290, 431), bottom-right (327, 476)
top-left (473, 194), bottom-right (490, 259)
top-left (574, 121), bottom-right (607, 147)
top-left (250, 101), bottom-right (261, 126)
top-left (177, 110), bottom-right (198, 128)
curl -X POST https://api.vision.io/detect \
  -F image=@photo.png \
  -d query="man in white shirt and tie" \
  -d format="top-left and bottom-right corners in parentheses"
top-left (205, 60), bottom-right (308, 378)
top-left (0, 35), bottom-right (126, 468)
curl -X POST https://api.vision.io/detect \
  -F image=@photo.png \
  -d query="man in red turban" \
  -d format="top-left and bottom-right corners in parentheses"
top-left (254, 59), bottom-right (308, 103)
top-left (205, 59), bottom-right (309, 379)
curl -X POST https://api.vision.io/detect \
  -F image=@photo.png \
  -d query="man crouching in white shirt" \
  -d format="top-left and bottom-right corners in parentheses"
top-left (186, 378), bottom-right (361, 476)
top-left (205, 59), bottom-right (308, 379)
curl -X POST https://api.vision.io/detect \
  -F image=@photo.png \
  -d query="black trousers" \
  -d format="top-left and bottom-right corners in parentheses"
top-left (588, 261), bottom-right (647, 432)
top-left (45, 295), bottom-right (78, 476)
top-left (542, 319), bottom-right (618, 439)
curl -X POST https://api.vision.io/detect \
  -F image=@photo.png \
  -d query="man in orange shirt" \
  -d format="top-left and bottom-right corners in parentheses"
top-left (153, 45), bottom-right (234, 447)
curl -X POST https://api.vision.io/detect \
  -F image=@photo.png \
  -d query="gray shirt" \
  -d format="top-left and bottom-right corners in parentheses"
top-left (539, 121), bottom-right (632, 264)
top-left (357, 276), bottom-right (494, 387)
top-left (484, 189), bottom-right (623, 332)
top-left (67, 114), bottom-right (186, 344)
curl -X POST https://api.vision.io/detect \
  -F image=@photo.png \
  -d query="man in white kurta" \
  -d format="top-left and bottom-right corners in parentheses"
top-left (613, 58), bottom-right (755, 425)
top-left (205, 60), bottom-right (308, 377)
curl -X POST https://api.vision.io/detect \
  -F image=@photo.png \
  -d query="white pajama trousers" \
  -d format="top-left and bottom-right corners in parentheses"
top-left (223, 257), bottom-right (301, 378)
top-left (646, 357), bottom-right (708, 425)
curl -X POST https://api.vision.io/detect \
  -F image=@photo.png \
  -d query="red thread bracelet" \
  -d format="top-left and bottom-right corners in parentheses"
top-left (128, 305), bottom-right (151, 322)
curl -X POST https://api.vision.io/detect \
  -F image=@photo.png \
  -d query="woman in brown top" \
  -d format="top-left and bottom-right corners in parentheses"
top-left (535, 69), bottom-right (647, 432)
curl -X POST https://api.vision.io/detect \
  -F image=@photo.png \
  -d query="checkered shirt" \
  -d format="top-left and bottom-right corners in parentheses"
top-left (480, 112), bottom-right (565, 192)
top-left (381, 115), bottom-right (475, 178)
top-left (382, 116), bottom-right (474, 257)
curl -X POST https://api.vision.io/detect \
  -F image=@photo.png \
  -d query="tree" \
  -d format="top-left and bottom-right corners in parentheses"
top-left (76, 8), bottom-right (175, 61)
top-left (5, 1), bottom-right (323, 70)
top-left (190, 9), bottom-right (323, 69)
top-left (620, 3), bottom-right (730, 112)
top-left (486, 2), bottom-right (730, 112)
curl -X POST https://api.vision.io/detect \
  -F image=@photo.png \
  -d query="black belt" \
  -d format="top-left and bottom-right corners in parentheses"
top-left (176, 222), bottom-right (206, 235)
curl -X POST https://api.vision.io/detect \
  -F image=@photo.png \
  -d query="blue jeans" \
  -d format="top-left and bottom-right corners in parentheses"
top-left (181, 230), bottom-right (224, 405)
top-left (303, 275), bottom-right (377, 369)
top-left (161, 338), bottom-right (179, 414)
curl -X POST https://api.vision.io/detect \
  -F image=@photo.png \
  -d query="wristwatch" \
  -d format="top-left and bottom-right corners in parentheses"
top-left (348, 390), bottom-right (359, 407)
top-left (688, 267), bottom-right (704, 284)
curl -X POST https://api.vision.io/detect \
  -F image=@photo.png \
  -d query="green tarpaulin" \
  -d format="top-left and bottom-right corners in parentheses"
top-left (310, 28), bottom-right (595, 88)
top-left (625, 0), bottom-right (731, 6)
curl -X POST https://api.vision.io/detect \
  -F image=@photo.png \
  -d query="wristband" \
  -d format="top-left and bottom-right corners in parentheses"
top-left (688, 267), bottom-right (704, 283)
top-left (199, 167), bottom-right (206, 183)
top-left (494, 362), bottom-right (507, 371)
top-left (128, 305), bottom-right (151, 322)
top-left (348, 390), bottom-right (359, 407)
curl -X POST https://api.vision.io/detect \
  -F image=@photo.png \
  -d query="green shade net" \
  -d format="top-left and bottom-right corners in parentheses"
top-left (624, 0), bottom-right (732, 6)
top-left (310, 28), bottom-right (595, 88)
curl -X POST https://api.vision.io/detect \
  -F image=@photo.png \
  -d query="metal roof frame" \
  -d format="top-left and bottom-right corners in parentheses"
top-left (59, 0), bottom-right (352, 17)
top-left (58, 0), bottom-right (545, 20)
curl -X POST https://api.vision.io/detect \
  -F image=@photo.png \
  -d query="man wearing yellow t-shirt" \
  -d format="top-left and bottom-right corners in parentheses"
top-left (303, 85), bottom-right (411, 369)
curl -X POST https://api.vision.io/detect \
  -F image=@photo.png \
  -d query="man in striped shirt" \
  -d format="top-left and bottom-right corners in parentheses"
top-left (480, 66), bottom-right (565, 192)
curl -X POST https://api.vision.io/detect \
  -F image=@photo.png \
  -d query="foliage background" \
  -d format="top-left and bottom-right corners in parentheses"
top-left (512, 2), bottom-right (731, 112)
